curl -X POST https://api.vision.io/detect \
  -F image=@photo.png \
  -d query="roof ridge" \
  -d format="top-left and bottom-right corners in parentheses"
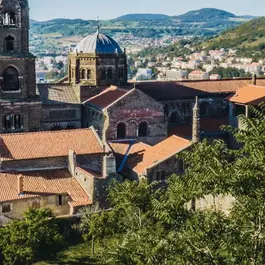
top-left (0, 128), bottom-right (92, 137)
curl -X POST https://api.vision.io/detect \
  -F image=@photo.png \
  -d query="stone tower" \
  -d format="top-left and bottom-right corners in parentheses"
top-left (68, 29), bottom-right (128, 100)
top-left (0, 0), bottom-right (41, 133)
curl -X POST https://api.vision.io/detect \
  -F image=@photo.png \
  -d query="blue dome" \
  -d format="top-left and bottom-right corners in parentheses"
top-left (75, 31), bottom-right (123, 54)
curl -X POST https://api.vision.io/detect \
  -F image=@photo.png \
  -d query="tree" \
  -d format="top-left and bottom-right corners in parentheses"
top-left (80, 105), bottom-right (265, 264)
top-left (0, 208), bottom-right (65, 265)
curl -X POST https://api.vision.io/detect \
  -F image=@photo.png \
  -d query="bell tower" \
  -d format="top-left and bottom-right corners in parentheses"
top-left (0, 0), bottom-right (36, 99)
top-left (0, 0), bottom-right (41, 133)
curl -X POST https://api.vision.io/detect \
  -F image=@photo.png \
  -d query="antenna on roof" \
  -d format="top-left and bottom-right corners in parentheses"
top-left (97, 16), bottom-right (100, 33)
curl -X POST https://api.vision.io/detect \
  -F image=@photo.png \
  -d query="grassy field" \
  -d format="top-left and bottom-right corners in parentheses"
top-left (34, 242), bottom-right (102, 265)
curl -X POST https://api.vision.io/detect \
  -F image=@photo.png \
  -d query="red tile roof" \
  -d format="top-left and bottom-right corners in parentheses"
top-left (229, 84), bottom-right (265, 105)
top-left (126, 136), bottom-right (191, 175)
top-left (85, 86), bottom-right (132, 109)
top-left (0, 169), bottom-right (91, 207)
top-left (134, 78), bottom-right (265, 101)
top-left (0, 128), bottom-right (104, 161)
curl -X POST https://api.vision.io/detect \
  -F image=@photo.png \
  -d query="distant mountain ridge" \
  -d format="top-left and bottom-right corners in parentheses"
top-left (174, 8), bottom-right (236, 22)
top-left (115, 14), bottom-right (171, 21)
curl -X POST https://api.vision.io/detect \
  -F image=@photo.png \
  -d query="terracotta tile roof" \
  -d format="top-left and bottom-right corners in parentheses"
top-left (0, 128), bottom-right (104, 161)
top-left (168, 117), bottom-right (229, 139)
top-left (134, 78), bottom-right (265, 101)
top-left (109, 141), bottom-right (151, 156)
top-left (127, 136), bottom-right (191, 175)
top-left (37, 84), bottom-right (79, 104)
top-left (228, 84), bottom-right (265, 105)
top-left (85, 86), bottom-right (132, 109)
top-left (0, 169), bottom-right (91, 207)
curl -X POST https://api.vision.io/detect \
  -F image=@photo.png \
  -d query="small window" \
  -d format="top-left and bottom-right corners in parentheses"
top-left (87, 69), bottom-right (91, 79)
top-left (117, 123), bottom-right (126, 139)
top-left (101, 69), bottom-right (106, 80)
top-left (2, 203), bottom-right (11, 213)
top-left (138, 122), bottom-right (148, 137)
top-left (200, 102), bottom-right (209, 116)
top-left (107, 69), bottom-right (113, 80)
top-left (57, 195), bottom-right (63, 206)
top-left (81, 69), bottom-right (86, 79)
top-left (5, 35), bottom-right (14, 52)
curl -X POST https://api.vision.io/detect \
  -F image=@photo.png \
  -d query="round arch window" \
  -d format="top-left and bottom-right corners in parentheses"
top-left (138, 122), bottom-right (148, 137)
top-left (3, 67), bottom-right (19, 91)
top-left (117, 123), bottom-right (126, 139)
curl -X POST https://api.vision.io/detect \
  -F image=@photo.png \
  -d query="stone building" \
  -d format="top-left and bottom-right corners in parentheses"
top-left (0, 0), bottom-right (41, 133)
top-left (84, 86), bottom-right (167, 145)
top-left (110, 135), bottom-right (191, 182)
top-left (0, 128), bottom-right (119, 224)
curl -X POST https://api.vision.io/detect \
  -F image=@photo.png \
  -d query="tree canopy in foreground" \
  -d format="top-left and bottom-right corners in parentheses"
top-left (81, 107), bottom-right (265, 265)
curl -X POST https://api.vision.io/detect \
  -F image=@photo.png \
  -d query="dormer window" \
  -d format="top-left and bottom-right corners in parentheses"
top-left (5, 36), bottom-right (14, 52)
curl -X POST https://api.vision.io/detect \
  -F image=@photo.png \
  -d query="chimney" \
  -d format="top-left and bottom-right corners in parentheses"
top-left (103, 153), bottom-right (116, 178)
top-left (192, 96), bottom-right (200, 143)
top-left (252, 74), bottom-right (257, 86)
top-left (18, 175), bottom-right (24, 196)
top-left (68, 150), bottom-right (77, 177)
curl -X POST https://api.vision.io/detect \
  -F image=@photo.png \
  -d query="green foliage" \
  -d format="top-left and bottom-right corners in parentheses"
top-left (80, 105), bottom-right (265, 264)
top-left (0, 208), bottom-right (65, 265)
top-left (203, 17), bottom-right (265, 59)
top-left (209, 66), bottom-right (252, 79)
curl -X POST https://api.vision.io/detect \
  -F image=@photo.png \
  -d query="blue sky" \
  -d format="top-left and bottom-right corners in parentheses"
top-left (29, 0), bottom-right (264, 21)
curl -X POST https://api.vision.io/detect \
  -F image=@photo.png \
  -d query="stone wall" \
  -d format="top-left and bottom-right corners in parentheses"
top-left (1, 154), bottom-right (104, 172)
top-left (146, 155), bottom-right (184, 182)
top-left (106, 89), bottom-right (167, 145)
top-left (41, 104), bottom-right (82, 130)
top-left (0, 194), bottom-right (70, 225)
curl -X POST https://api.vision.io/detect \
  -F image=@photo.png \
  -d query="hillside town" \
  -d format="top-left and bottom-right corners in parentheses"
top-left (1, 0), bottom-right (265, 264)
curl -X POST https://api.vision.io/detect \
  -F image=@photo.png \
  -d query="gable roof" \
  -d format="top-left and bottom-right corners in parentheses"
top-left (0, 169), bottom-right (91, 207)
top-left (127, 135), bottom-right (191, 174)
top-left (229, 84), bottom-right (265, 105)
top-left (0, 128), bottom-right (104, 161)
top-left (37, 84), bottom-right (80, 105)
top-left (84, 86), bottom-right (133, 110)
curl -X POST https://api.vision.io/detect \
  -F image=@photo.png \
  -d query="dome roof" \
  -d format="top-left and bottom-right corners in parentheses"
top-left (75, 31), bottom-right (123, 54)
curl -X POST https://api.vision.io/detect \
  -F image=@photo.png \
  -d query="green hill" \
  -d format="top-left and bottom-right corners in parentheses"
top-left (202, 17), bottom-right (265, 59)
top-left (115, 14), bottom-right (171, 21)
top-left (174, 8), bottom-right (236, 22)
top-left (203, 17), bottom-right (265, 49)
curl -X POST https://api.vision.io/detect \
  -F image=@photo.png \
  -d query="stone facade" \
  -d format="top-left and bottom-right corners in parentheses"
top-left (68, 50), bottom-right (127, 88)
top-left (85, 89), bottom-right (167, 145)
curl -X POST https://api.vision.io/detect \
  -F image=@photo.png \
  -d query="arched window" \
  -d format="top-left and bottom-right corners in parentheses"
top-left (101, 69), bottom-right (106, 80)
top-left (169, 113), bottom-right (178, 124)
top-left (117, 123), bottom-right (126, 139)
top-left (3, 67), bottom-right (19, 91)
top-left (3, 12), bottom-right (16, 25)
top-left (5, 36), bottom-right (14, 52)
top-left (9, 12), bottom-right (16, 25)
top-left (2, 114), bottom-right (22, 131)
top-left (138, 122), bottom-right (148, 137)
top-left (81, 69), bottom-right (86, 79)
top-left (200, 102), bottom-right (209, 116)
top-left (119, 67), bottom-right (124, 79)
top-left (87, 69), bottom-right (91, 79)
top-left (107, 69), bottom-right (113, 80)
